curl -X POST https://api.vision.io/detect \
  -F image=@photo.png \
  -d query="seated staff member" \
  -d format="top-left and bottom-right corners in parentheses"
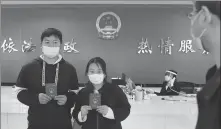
top-left (149, 70), bottom-right (180, 96)
top-left (72, 57), bottom-right (131, 129)
top-left (16, 28), bottom-right (79, 129)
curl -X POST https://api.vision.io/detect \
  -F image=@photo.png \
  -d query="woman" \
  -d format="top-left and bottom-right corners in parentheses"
top-left (156, 70), bottom-right (180, 96)
top-left (189, 1), bottom-right (220, 129)
top-left (148, 70), bottom-right (180, 96)
top-left (72, 57), bottom-right (131, 129)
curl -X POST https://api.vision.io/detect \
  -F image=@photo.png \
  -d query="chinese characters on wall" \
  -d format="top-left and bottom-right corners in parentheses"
top-left (158, 37), bottom-right (174, 55)
top-left (1, 36), bottom-right (208, 55)
top-left (137, 37), bottom-right (208, 55)
top-left (1, 37), bottom-right (79, 54)
top-left (63, 38), bottom-right (79, 53)
top-left (137, 38), bottom-right (152, 54)
top-left (178, 40), bottom-right (195, 53)
top-left (22, 38), bottom-right (37, 52)
top-left (1, 38), bottom-right (18, 53)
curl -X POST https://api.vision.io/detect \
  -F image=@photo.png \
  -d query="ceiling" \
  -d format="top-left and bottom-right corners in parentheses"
top-left (1, 1), bottom-right (193, 8)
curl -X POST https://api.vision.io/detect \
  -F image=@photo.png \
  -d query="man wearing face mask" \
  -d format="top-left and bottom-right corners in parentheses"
top-left (16, 28), bottom-right (79, 129)
top-left (189, 1), bottom-right (220, 129)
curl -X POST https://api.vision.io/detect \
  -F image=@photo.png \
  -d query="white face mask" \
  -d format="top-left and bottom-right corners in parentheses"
top-left (165, 75), bottom-right (171, 82)
top-left (88, 74), bottom-right (105, 85)
top-left (191, 28), bottom-right (207, 51)
top-left (42, 46), bottom-right (60, 58)
top-left (190, 10), bottom-right (208, 52)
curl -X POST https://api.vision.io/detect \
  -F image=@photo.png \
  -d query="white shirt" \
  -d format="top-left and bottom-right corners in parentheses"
top-left (40, 54), bottom-right (62, 65)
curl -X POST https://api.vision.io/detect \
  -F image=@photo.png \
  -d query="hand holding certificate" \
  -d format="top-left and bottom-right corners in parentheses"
top-left (54, 95), bottom-right (67, 105)
top-left (39, 93), bottom-right (52, 104)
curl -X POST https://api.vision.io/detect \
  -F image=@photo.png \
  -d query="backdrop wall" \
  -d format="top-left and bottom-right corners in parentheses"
top-left (0, 5), bottom-right (215, 84)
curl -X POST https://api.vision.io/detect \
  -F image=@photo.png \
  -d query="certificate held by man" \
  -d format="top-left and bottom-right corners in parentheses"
top-left (45, 83), bottom-right (57, 98)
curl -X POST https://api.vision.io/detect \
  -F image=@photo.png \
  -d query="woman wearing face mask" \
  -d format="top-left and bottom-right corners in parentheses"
top-left (16, 28), bottom-right (79, 129)
top-left (72, 57), bottom-right (131, 129)
top-left (147, 70), bottom-right (180, 96)
top-left (189, 1), bottom-right (220, 129)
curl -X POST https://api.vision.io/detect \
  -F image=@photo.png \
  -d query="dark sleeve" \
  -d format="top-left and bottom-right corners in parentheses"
top-left (206, 65), bottom-right (217, 82)
top-left (65, 66), bottom-right (79, 108)
top-left (111, 86), bottom-right (131, 122)
top-left (16, 65), bottom-right (40, 106)
top-left (159, 87), bottom-right (166, 95)
top-left (174, 83), bottom-right (180, 93)
top-left (172, 82), bottom-right (180, 95)
top-left (156, 83), bottom-right (167, 96)
top-left (167, 83), bottom-right (180, 96)
top-left (72, 90), bottom-right (84, 125)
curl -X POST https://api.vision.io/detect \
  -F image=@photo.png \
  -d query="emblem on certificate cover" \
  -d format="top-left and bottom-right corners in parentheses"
top-left (96, 12), bottom-right (121, 40)
top-left (93, 98), bottom-right (98, 104)
top-left (49, 88), bottom-right (54, 93)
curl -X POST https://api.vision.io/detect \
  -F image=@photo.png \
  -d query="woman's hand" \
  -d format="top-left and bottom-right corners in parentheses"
top-left (96, 105), bottom-right (109, 116)
top-left (81, 106), bottom-right (92, 118)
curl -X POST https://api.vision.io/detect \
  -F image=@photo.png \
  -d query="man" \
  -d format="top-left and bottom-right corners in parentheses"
top-left (189, 1), bottom-right (220, 129)
top-left (16, 28), bottom-right (79, 129)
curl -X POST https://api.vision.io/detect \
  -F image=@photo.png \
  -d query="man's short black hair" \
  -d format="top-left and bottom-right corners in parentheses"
top-left (195, 1), bottom-right (220, 19)
top-left (41, 28), bottom-right (63, 43)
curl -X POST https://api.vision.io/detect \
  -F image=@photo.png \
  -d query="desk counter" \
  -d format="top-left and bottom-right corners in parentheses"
top-left (1, 87), bottom-right (198, 129)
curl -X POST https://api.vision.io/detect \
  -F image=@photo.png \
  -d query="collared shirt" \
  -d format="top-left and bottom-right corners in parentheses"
top-left (40, 54), bottom-right (63, 65)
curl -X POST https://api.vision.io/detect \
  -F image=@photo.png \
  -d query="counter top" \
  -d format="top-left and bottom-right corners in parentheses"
top-left (1, 86), bottom-right (198, 129)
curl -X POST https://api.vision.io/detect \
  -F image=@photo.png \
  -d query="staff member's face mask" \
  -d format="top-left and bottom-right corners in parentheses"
top-left (41, 36), bottom-right (61, 58)
top-left (165, 75), bottom-right (172, 82)
top-left (87, 63), bottom-right (105, 85)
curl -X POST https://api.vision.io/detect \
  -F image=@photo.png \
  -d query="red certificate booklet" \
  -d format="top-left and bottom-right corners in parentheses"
top-left (45, 83), bottom-right (57, 98)
top-left (89, 93), bottom-right (101, 109)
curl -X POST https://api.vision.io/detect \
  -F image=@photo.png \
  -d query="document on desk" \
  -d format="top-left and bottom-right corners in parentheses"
top-left (161, 96), bottom-right (197, 104)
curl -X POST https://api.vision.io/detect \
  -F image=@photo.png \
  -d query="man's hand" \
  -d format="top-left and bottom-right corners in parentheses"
top-left (38, 93), bottom-right (52, 104)
top-left (96, 105), bottom-right (109, 116)
top-left (54, 95), bottom-right (67, 105)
